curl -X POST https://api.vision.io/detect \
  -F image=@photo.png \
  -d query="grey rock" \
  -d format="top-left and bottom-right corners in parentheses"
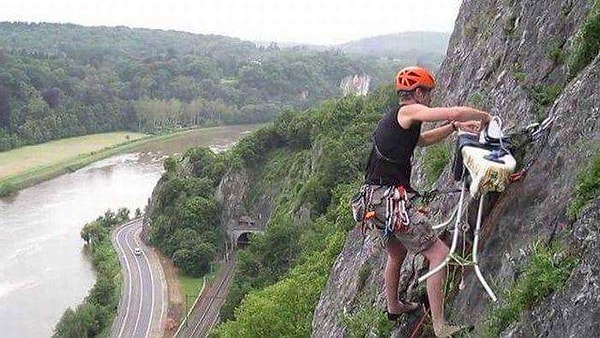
top-left (504, 198), bottom-right (600, 338)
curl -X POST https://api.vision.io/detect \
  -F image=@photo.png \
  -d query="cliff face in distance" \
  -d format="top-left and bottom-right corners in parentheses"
top-left (313, 0), bottom-right (599, 336)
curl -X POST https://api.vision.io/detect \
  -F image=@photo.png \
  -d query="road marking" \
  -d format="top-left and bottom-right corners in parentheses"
top-left (158, 251), bottom-right (167, 338)
top-left (136, 227), bottom-right (155, 338)
top-left (113, 218), bottom-right (167, 338)
top-left (124, 223), bottom-right (145, 337)
top-left (116, 224), bottom-right (134, 338)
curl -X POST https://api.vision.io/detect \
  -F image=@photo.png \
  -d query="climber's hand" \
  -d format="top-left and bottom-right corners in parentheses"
top-left (457, 120), bottom-right (481, 133)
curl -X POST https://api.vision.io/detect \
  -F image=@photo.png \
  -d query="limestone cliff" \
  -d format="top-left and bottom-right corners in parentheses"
top-left (312, 0), bottom-right (598, 336)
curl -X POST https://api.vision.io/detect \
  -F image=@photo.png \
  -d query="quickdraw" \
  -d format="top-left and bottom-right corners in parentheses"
top-left (507, 113), bottom-right (557, 182)
top-left (383, 185), bottom-right (410, 237)
top-left (351, 184), bottom-right (376, 235)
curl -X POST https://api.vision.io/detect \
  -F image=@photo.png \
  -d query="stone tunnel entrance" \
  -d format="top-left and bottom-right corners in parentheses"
top-left (236, 232), bottom-right (252, 248)
top-left (228, 216), bottom-right (264, 250)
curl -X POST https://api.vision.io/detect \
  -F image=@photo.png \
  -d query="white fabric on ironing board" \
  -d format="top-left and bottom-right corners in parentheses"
top-left (461, 146), bottom-right (516, 197)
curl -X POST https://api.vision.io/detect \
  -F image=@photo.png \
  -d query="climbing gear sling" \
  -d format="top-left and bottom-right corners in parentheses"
top-left (351, 184), bottom-right (412, 237)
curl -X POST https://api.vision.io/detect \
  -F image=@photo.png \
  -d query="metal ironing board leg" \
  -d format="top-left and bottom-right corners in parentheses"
top-left (418, 180), bottom-right (467, 282)
top-left (418, 183), bottom-right (498, 302)
top-left (473, 193), bottom-right (497, 301)
top-left (432, 204), bottom-right (458, 230)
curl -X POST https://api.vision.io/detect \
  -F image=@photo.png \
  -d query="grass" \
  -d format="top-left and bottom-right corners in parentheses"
top-left (567, 0), bottom-right (600, 80)
top-left (340, 286), bottom-right (395, 338)
top-left (178, 262), bottom-right (220, 315)
top-left (341, 306), bottom-right (395, 338)
top-left (481, 240), bottom-right (579, 336)
top-left (0, 132), bottom-right (149, 196)
top-left (531, 84), bottom-right (563, 121)
top-left (467, 91), bottom-right (487, 109)
top-left (357, 263), bottom-right (372, 293)
top-left (567, 149), bottom-right (600, 219)
top-left (514, 71), bottom-right (527, 82)
top-left (179, 274), bottom-right (205, 301)
top-left (544, 38), bottom-right (566, 65)
top-left (0, 132), bottom-right (147, 178)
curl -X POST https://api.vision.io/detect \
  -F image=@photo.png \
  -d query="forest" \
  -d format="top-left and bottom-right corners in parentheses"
top-left (0, 22), bottom-right (411, 151)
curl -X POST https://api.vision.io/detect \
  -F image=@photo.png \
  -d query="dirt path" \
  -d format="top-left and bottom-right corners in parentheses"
top-left (155, 250), bottom-right (185, 337)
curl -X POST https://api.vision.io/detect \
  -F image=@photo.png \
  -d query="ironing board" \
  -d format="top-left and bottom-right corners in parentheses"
top-left (418, 118), bottom-right (516, 302)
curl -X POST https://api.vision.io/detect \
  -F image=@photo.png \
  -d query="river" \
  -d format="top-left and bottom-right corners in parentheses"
top-left (0, 125), bottom-right (260, 337)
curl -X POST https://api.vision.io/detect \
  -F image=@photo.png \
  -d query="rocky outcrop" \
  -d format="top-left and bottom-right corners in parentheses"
top-left (215, 168), bottom-right (251, 230)
top-left (312, 0), bottom-right (598, 336)
top-left (215, 165), bottom-right (292, 237)
top-left (312, 230), bottom-right (385, 337)
top-left (504, 198), bottom-right (600, 338)
top-left (450, 53), bottom-right (599, 326)
top-left (435, 0), bottom-right (591, 114)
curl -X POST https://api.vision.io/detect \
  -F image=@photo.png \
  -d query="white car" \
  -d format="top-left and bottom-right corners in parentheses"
top-left (134, 247), bottom-right (142, 256)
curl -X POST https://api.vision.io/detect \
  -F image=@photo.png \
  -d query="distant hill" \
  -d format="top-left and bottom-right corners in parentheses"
top-left (256, 32), bottom-right (450, 71)
top-left (338, 31), bottom-right (450, 59)
top-left (0, 22), bottom-right (404, 151)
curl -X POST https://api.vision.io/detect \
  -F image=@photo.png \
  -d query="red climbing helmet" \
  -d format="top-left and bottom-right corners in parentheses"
top-left (395, 66), bottom-right (436, 92)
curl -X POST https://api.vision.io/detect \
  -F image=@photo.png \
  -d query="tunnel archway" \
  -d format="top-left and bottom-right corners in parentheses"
top-left (236, 232), bottom-right (253, 248)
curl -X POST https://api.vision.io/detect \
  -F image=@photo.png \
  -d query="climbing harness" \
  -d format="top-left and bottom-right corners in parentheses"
top-left (352, 113), bottom-right (557, 301)
top-left (351, 184), bottom-right (413, 238)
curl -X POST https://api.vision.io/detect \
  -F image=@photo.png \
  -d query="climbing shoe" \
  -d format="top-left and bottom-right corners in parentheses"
top-left (386, 301), bottom-right (420, 320)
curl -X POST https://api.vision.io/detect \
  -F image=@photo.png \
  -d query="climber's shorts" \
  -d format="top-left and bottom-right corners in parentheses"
top-left (366, 185), bottom-right (438, 253)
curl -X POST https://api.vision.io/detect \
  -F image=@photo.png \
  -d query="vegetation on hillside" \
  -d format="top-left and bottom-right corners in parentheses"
top-left (54, 209), bottom-right (130, 337)
top-left (567, 149), bottom-right (600, 219)
top-left (147, 85), bottom-right (398, 335)
top-left (567, 0), bottom-right (600, 79)
top-left (146, 149), bottom-right (227, 276)
top-left (0, 22), bottom-right (406, 151)
top-left (215, 89), bottom-right (398, 335)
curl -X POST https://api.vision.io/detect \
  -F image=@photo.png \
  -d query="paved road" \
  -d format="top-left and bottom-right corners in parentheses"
top-left (177, 257), bottom-right (236, 337)
top-left (111, 219), bottom-right (167, 338)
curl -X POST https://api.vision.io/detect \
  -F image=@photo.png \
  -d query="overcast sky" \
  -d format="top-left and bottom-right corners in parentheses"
top-left (1, 0), bottom-right (462, 45)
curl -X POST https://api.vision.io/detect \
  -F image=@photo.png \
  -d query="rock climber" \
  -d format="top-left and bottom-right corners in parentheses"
top-left (363, 66), bottom-right (492, 337)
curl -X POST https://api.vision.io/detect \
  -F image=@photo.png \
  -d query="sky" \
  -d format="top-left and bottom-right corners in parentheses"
top-left (1, 0), bottom-right (463, 45)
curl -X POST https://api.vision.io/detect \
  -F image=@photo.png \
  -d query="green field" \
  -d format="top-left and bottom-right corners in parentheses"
top-left (0, 132), bottom-right (147, 178)
top-left (0, 132), bottom-right (156, 195)
top-left (0, 125), bottom-right (263, 197)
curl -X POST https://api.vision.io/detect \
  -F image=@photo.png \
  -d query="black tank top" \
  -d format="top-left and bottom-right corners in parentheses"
top-left (365, 105), bottom-right (422, 190)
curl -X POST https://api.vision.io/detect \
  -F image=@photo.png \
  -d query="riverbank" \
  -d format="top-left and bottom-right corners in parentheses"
top-left (54, 210), bottom-right (130, 337)
top-left (0, 124), bottom-right (260, 336)
top-left (0, 125), bottom-right (262, 197)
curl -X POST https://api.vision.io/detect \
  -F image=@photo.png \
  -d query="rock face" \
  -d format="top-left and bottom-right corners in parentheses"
top-left (451, 54), bottom-right (600, 326)
top-left (312, 229), bottom-right (386, 337)
top-left (215, 168), bottom-right (251, 230)
top-left (504, 198), bottom-right (600, 338)
top-left (215, 167), bottom-right (277, 247)
top-left (312, 0), bottom-right (598, 336)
